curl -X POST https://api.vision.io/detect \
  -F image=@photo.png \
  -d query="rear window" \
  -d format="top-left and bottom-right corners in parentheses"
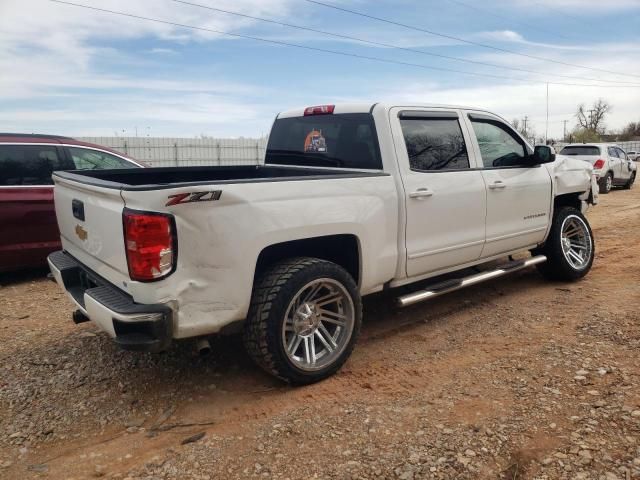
top-left (0, 145), bottom-right (73, 186)
top-left (68, 147), bottom-right (134, 169)
top-left (560, 146), bottom-right (601, 156)
top-left (400, 117), bottom-right (469, 171)
top-left (265, 113), bottom-right (382, 169)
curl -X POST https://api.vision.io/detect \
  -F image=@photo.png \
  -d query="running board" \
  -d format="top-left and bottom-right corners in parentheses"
top-left (397, 255), bottom-right (547, 308)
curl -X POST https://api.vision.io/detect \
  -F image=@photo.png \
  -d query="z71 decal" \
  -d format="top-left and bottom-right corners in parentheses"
top-left (166, 190), bottom-right (222, 206)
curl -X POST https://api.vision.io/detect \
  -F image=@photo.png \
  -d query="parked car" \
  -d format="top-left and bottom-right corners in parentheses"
top-left (0, 134), bottom-right (144, 272)
top-left (626, 150), bottom-right (639, 161)
top-left (48, 103), bottom-right (597, 384)
top-left (559, 143), bottom-right (636, 193)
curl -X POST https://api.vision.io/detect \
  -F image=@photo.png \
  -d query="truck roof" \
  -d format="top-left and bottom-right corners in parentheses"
top-left (277, 102), bottom-right (496, 119)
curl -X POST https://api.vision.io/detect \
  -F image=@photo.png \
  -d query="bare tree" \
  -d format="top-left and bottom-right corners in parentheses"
top-left (576, 99), bottom-right (611, 134)
top-left (510, 117), bottom-right (535, 140)
top-left (617, 120), bottom-right (640, 141)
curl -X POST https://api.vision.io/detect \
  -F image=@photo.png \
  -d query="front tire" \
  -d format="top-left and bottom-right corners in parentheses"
top-left (243, 257), bottom-right (362, 384)
top-left (535, 207), bottom-right (594, 281)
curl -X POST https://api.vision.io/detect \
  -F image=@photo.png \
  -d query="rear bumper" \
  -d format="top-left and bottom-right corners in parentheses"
top-left (47, 250), bottom-right (173, 352)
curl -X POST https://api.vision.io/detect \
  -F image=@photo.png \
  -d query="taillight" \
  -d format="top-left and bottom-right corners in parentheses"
top-left (593, 159), bottom-right (605, 170)
top-left (304, 105), bottom-right (335, 116)
top-left (123, 209), bottom-right (176, 282)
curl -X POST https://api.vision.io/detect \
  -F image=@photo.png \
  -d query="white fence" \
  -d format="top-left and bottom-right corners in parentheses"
top-left (77, 137), bottom-right (267, 167)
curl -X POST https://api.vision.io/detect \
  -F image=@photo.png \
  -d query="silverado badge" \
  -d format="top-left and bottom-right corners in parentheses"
top-left (75, 224), bottom-right (88, 241)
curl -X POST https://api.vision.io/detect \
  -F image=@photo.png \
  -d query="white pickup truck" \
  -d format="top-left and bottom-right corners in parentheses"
top-left (48, 103), bottom-right (598, 384)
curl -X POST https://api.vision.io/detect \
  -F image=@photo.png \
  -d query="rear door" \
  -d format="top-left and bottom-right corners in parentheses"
top-left (464, 112), bottom-right (551, 258)
top-left (607, 147), bottom-right (623, 180)
top-left (616, 147), bottom-right (633, 180)
top-left (0, 144), bottom-right (72, 270)
top-left (390, 108), bottom-right (486, 277)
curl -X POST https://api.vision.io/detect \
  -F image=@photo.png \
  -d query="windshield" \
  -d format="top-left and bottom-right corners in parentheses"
top-left (265, 113), bottom-right (382, 169)
top-left (560, 146), bottom-right (601, 156)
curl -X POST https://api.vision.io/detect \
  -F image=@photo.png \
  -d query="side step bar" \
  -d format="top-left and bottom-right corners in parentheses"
top-left (397, 255), bottom-right (547, 308)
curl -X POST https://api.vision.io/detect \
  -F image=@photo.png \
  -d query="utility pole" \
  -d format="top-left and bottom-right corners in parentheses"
top-left (563, 120), bottom-right (568, 142)
top-left (545, 83), bottom-right (549, 144)
top-left (523, 116), bottom-right (529, 139)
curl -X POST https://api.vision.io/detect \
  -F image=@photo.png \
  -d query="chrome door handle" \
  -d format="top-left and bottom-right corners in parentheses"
top-left (488, 181), bottom-right (506, 190)
top-left (409, 188), bottom-right (434, 199)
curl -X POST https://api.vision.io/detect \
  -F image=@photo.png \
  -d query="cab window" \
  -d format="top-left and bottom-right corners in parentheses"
top-left (399, 116), bottom-right (469, 171)
top-left (470, 118), bottom-right (529, 168)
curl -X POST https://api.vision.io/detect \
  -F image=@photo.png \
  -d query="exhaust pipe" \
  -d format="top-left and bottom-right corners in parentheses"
top-left (196, 337), bottom-right (211, 356)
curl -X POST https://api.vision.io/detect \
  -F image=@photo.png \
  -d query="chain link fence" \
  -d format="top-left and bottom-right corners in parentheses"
top-left (77, 137), bottom-right (268, 167)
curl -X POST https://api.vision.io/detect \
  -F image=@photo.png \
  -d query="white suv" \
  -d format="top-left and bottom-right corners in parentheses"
top-left (559, 143), bottom-right (637, 193)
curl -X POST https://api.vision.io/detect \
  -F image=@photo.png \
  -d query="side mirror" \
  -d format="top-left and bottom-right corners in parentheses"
top-left (533, 145), bottom-right (556, 164)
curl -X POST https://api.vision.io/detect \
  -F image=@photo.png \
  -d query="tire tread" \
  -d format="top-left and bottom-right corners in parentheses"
top-left (243, 257), bottom-right (361, 384)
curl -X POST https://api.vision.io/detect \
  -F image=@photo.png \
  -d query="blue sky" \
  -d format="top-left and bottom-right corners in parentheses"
top-left (1, 0), bottom-right (639, 139)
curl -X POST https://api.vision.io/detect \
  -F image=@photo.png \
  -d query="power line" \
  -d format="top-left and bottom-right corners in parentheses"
top-left (48, 0), bottom-right (640, 88)
top-left (301, 0), bottom-right (640, 80)
top-left (171, 0), bottom-right (640, 86)
top-left (445, 0), bottom-right (571, 41)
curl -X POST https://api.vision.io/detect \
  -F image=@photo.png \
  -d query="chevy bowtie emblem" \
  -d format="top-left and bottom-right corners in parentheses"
top-left (75, 224), bottom-right (88, 241)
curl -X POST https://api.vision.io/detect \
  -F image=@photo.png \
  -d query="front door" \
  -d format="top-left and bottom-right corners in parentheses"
top-left (465, 113), bottom-right (552, 258)
top-left (391, 109), bottom-right (487, 278)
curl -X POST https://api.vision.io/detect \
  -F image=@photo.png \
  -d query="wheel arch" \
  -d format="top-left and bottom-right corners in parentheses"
top-left (554, 192), bottom-right (582, 212)
top-left (254, 234), bottom-right (361, 287)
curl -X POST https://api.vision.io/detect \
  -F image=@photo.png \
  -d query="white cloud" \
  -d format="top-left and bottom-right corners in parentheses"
top-left (513, 0), bottom-right (640, 10)
top-left (1, 0), bottom-right (639, 139)
top-left (367, 80), bottom-right (640, 139)
top-left (0, 0), bottom-right (293, 96)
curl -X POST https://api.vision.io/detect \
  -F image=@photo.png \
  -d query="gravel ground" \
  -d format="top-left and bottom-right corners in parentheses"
top-left (1, 186), bottom-right (639, 480)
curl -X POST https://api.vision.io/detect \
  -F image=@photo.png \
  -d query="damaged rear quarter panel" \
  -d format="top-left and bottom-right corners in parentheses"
top-left (119, 175), bottom-right (399, 338)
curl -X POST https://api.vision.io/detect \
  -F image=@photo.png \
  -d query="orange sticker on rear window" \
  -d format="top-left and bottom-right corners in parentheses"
top-left (304, 129), bottom-right (327, 153)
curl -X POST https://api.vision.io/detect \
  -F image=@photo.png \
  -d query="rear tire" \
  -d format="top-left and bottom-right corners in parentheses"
top-left (598, 172), bottom-right (613, 194)
top-left (624, 171), bottom-right (636, 190)
top-left (534, 207), bottom-right (594, 281)
top-left (243, 257), bottom-right (362, 384)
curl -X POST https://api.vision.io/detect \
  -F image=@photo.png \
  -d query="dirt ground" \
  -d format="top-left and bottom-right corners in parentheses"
top-left (1, 187), bottom-right (639, 480)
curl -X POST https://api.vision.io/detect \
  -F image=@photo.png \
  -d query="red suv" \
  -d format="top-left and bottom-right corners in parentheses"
top-left (0, 134), bottom-right (144, 272)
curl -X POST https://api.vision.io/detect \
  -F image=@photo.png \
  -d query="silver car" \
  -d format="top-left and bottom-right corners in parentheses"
top-left (559, 143), bottom-right (637, 193)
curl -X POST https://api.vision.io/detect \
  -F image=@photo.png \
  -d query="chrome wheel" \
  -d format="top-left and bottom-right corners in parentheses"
top-left (281, 278), bottom-right (355, 372)
top-left (560, 215), bottom-right (593, 270)
top-left (606, 174), bottom-right (613, 191)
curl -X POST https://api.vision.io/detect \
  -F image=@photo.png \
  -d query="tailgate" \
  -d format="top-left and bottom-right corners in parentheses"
top-left (53, 174), bottom-right (129, 281)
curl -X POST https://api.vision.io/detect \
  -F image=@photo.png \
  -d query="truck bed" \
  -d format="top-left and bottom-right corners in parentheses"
top-left (53, 165), bottom-right (386, 191)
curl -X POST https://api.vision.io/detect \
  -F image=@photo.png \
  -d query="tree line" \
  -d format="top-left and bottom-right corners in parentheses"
top-left (511, 98), bottom-right (640, 144)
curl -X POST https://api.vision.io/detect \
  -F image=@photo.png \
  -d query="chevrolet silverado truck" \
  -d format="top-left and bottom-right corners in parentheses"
top-left (48, 103), bottom-right (598, 384)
